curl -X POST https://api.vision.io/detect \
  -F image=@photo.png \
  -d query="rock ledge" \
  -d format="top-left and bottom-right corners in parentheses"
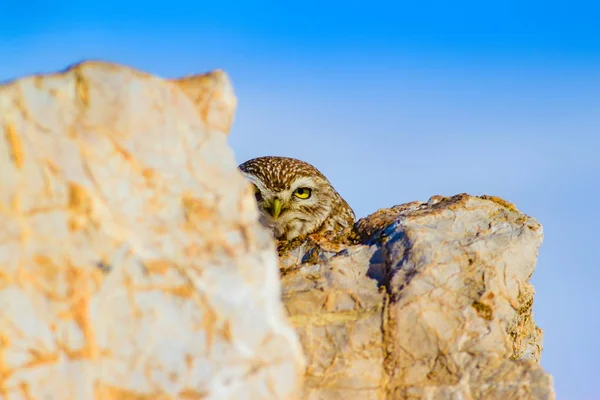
top-left (280, 194), bottom-right (554, 400)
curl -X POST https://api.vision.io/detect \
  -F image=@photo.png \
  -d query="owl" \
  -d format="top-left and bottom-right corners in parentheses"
top-left (238, 156), bottom-right (356, 241)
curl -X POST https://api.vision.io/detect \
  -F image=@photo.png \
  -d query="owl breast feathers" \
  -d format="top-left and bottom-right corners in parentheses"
top-left (238, 156), bottom-right (356, 241)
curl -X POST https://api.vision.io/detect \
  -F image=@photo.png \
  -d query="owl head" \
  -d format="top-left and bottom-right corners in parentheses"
top-left (238, 156), bottom-right (355, 241)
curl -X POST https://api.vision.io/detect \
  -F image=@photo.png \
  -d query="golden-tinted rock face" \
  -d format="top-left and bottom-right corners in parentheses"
top-left (280, 194), bottom-right (554, 400)
top-left (0, 61), bottom-right (305, 399)
top-left (172, 70), bottom-right (237, 135)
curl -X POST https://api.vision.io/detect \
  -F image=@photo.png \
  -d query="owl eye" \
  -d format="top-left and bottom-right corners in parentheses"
top-left (253, 185), bottom-right (263, 202)
top-left (293, 187), bottom-right (312, 199)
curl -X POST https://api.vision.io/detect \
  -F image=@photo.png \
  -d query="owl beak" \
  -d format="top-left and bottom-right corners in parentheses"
top-left (270, 198), bottom-right (283, 220)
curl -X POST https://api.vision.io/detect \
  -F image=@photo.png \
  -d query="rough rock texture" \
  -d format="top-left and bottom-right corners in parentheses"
top-left (280, 194), bottom-right (555, 399)
top-left (0, 61), bottom-right (305, 399)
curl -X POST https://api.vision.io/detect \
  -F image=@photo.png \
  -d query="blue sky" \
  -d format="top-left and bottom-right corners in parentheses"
top-left (2, 1), bottom-right (599, 398)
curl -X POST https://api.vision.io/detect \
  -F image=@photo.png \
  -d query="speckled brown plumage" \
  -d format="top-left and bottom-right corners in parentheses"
top-left (238, 156), bottom-right (355, 241)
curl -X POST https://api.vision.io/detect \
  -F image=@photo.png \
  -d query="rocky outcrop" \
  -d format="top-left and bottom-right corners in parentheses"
top-left (280, 194), bottom-right (554, 399)
top-left (0, 60), bottom-right (554, 400)
top-left (0, 61), bottom-right (305, 399)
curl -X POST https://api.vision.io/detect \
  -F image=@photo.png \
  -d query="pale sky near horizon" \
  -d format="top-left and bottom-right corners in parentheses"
top-left (1, 1), bottom-right (599, 398)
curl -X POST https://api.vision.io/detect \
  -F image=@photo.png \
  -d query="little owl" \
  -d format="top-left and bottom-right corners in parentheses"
top-left (238, 156), bottom-right (355, 241)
